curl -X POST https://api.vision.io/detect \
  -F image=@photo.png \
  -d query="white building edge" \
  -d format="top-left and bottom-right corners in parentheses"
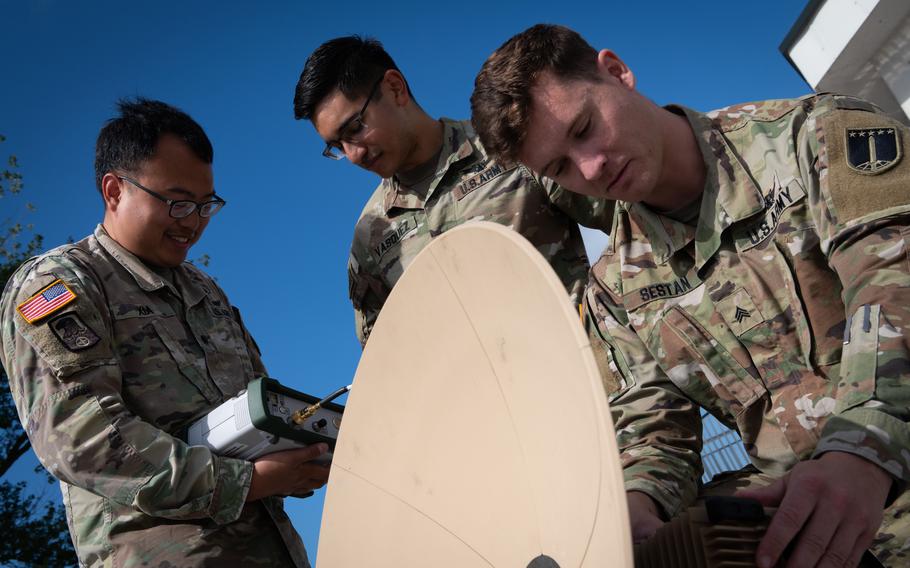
top-left (781, 0), bottom-right (910, 124)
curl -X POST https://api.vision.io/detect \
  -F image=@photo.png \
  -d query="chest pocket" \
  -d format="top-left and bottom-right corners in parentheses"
top-left (190, 295), bottom-right (256, 398)
top-left (708, 242), bottom-right (838, 456)
top-left (728, 181), bottom-right (843, 377)
top-left (717, 235), bottom-right (845, 392)
top-left (112, 302), bottom-right (217, 433)
top-left (650, 306), bottom-right (766, 420)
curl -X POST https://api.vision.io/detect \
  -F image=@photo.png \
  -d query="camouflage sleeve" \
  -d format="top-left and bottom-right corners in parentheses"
top-left (582, 300), bottom-right (621, 399)
top-left (798, 101), bottom-right (910, 493)
top-left (536, 172), bottom-right (615, 232)
top-left (584, 274), bottom-right (703, 518)
top-left (347, 250), bottom-right (384, 348)
top-left (0, 254), bottom-right (253, 524)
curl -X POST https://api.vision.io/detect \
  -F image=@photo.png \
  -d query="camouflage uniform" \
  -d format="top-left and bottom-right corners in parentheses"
top-left (348, 118), bottom-right (613, 345)
top-left (0, 225), bottom-right (309, 567)
top-left (584, 95), bottom-right (910, 564)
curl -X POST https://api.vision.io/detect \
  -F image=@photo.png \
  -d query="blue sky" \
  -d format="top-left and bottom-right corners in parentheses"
top-left (1, 0), bottom-right (810, 560)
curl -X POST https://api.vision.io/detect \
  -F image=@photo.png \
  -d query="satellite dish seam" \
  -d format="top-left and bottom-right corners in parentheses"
top-left (328, 462), bottom-right (497, 566)
top-left (319, 223), bottom-right (634, 567)
top-left (431, 225), bottom-right (623, 566)
top-left (429, 240), bottom-right (549, 558)
top-left (432, 225), bottom-right (629, 566)
top-left (578, 341), bottom-right (608, 566)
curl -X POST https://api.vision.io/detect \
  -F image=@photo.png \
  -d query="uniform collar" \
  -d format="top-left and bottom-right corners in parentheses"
top-left (93, 224), bottom-right (204, 304)
top-left (381, 118), bottom-right (478, 213)
top-left (626, 105), bottom-right (766, 269)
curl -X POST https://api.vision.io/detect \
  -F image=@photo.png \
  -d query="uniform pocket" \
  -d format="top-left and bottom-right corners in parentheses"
top-left (64, 483), bottom-right (115, 566)
top-left (150, 318), bottom-right (221, 404)
top-left (191, 299), bottom-right (256, 397)
top-left (835, 304), bottom-right (879, 413)
top-left (116, 324), bottom-right (214, 436)
top-left (603, 342), bottom-right (635, 402)
top-left (655, 307), bottom-right (766, 416)
top-left (715, 244), bottom-right (814, 389)
top-left (777, 230), bottom-right (845, 368)
top-left (583, 291), bottom-right (637, 401)
top-left (112, 301), bottom-right (219, 430)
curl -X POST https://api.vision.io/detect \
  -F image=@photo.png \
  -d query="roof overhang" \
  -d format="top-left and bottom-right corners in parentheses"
top-left (781, 0), bottom-right (910, 123)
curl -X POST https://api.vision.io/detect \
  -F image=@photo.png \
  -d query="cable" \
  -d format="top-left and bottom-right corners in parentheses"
top-left (291, 384), bottom-right (351, 424)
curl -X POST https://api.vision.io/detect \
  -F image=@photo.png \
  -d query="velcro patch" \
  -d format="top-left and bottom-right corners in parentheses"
top-left (717, 288), bottom-right (764, 336)
top-left (822, 110), bottom-right (910, 224)
top-left (48, 311), bottom-right (100, 352)
top-left (16, 279), bottom-right (77, 323)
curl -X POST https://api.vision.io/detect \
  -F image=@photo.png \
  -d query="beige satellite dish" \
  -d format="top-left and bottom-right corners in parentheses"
top-left (318, 222), bottom-right (632, 567)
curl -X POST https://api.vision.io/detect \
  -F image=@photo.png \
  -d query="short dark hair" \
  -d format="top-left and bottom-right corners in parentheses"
top-left (293, 35), bottom-right (410, 121)
top-left (94, 98), bottom-right (213, 192)
top-left (471, 24), bottom-right (600, 163)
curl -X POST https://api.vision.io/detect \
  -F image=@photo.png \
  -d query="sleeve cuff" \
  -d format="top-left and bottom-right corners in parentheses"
top-left (208, 456), bottom-right (254, 525)
top-left (624, 476), bottom-right (687, 520)
top-left (814, 408), bottom-right (910, 503)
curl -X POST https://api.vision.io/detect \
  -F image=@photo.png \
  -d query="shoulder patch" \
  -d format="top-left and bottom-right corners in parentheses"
top-left (48, 311), bottom-right (100, 352)
top-left (16, 279), bottom-right (77, 324)
top-left (845, 127), bottom-right (901, 175)
top-left (822, 109), bottom-right (910, 224)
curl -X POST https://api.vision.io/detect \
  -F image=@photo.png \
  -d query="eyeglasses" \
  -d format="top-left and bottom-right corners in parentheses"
top-left (322, 76), bottom-right (384, 160)
top-left (118, 176), bottom-right (226, 219)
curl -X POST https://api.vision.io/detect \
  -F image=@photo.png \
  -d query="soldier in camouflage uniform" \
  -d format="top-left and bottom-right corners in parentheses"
top-left (293, 36), bottom-right (613, 346)
top-left (472, 24), bottom-right (910, 568)
top-left (0, 99), bottom-right (328, 567)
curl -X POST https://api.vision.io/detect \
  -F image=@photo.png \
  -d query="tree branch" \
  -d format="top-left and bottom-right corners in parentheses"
top-left (0, 432), bottom-right (30, 478)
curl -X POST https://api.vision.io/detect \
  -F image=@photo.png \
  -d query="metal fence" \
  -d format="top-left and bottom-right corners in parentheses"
top-left (700, 408), bottom-right (751, 483)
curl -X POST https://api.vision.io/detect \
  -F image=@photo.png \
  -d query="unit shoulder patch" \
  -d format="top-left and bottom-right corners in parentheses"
top-left (16, 279), bottom-right (77, 324)
top-left (48, 311), bottom-right (100, 352)
top-left (845, 127), bottom-right (901, 175)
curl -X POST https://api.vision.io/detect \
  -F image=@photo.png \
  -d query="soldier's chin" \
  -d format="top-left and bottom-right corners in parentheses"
top-left (161, 238), bottom-right (194, 266)
top-left (160, 249), bottom-right (190, 268)
top-left (364, 154), bottom-right (392, 177)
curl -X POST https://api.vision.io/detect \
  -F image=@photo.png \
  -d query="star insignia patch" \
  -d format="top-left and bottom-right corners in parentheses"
top-left (846, 127), bottom-right (902, 175)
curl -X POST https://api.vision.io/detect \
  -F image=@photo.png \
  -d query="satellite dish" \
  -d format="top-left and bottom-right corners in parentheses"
top-left (318, 222), bottom-right (632, 567)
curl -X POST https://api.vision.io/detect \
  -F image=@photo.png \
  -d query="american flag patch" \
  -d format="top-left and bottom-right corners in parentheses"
top-left (17, 279), bottom-right (77, 324)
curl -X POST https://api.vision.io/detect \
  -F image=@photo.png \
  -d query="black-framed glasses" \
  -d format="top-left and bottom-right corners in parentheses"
top-left (118, 176), bottom-right (226, 219)
top-left (322, 76), bottom-right (384, 160)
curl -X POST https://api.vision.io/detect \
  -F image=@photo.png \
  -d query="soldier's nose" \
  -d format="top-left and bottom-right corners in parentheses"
top-left (176, 211), bottom-right (202, 231)
top-left (343, 141), bottom-right (367, 164)
top-left (578, 154), bottom-right (607, 182)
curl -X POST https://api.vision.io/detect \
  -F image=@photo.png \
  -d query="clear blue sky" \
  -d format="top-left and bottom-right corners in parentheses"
top-left (1, 0), bottom-right (809, 560)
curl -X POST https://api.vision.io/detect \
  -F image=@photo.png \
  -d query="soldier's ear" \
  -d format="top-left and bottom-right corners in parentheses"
top-left (101, 173), bottom-right (124, 212)
top-left (596, 49), bottom-right (636, 90)
top-left (384, 69), bottom-right (411, 107)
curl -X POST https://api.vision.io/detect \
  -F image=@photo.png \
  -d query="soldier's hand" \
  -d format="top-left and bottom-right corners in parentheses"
top-left (626, 490), bottom-right (665, 543)
top-left (246, 444), bottom-right (331, 502)
top-left (737, 451), bottom-right (891, 568)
